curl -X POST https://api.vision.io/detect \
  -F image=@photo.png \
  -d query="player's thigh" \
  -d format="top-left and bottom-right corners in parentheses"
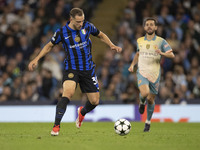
top-left (137, 72), bottom-right (150, 97)
top-left (62, 70), bottom-right (79, 98)
top-left (86, 92), bottom-right (100, 105)
top-left (148, 77), bottom-right (160, 104)
top-left (139, 84), bottom-right (150, 98)
top-left (62, 80), bottom-right (76, 98)
top-left (149, 76), bottom-right (160, 95)
top-left (79, 69), bottom-right (99, 93)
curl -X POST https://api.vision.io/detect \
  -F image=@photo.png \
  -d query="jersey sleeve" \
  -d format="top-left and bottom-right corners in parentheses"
top-left (88, 22), bottom-right (100, 36)
top-left (161, 39), bottom-right (172, 53)
top-left (51, 29), bottom-right (61, 45)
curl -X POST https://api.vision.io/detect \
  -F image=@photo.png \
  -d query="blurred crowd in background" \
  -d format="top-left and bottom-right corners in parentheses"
top-left (0, 0), bottom-right (200, 104)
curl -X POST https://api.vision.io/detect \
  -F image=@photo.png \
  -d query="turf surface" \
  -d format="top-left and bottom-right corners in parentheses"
top-left (0, 122), bottom-right (199, 150)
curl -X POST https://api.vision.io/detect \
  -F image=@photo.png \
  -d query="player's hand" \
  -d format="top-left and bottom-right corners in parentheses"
top-left (155, 49), bottom-right (163, 55)
top-left (128, 64), bottom-right (134, 72)
top-left (28, 59), bottom-right (38, 71)
top-left (111, 45), bottom-right (122, 53)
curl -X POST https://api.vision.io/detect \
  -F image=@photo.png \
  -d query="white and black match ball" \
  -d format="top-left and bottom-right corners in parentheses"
top-left (114, 119), bottom-right (131, 136)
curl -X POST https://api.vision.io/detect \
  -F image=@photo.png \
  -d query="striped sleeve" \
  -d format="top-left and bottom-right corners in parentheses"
top-left (51, 29), bottom-right (61, 45)
top-left (88, 22), bottom-right (100, 36)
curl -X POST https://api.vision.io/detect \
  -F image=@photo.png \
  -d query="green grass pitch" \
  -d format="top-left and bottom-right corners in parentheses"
top-left (0, 122), bottom-right (199, 150)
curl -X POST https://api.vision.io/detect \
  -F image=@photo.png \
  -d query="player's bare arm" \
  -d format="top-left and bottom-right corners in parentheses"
top-left (97, 31), bottom-right (122, 53)
top-left (128, 52), bottom-right (139, 72)
top-left (28, 41), bottom-right (54, 71)
top-left (155, 49), bottom-right (175, 58)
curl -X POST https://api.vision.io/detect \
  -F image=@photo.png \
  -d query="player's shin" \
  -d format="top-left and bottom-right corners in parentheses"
top-left (139, 93), bottom-right (146, 104)
top-left (146, 102), bottom-right (155, 123)
top-left (81, 100), bottom-right (97, 116)
top-left (54, 97), bottom-right (70, 125)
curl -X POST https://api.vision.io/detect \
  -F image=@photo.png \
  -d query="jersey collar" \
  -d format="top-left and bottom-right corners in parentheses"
top-left (144, 34), bottom-right (156, 41)
top-left (66, 21), bottom-right (76, 31)
top-left (66, 21), bottom-right (85, 31)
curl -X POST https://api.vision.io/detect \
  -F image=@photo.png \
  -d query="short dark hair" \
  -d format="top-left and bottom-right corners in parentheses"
top-left (143, 17), bottom-right (158, 26)
top-left (70, 8), bottom-right (84, 18)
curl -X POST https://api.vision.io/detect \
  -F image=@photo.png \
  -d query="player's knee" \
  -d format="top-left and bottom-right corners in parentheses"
top-left (90, 98), bottom-right (99, 105)
top-left (62, 91), bottom-right (74, 99)
top-left (147, 97), bottom-right (154, 104)
top-left (140, 91), bottom-right (149, 98)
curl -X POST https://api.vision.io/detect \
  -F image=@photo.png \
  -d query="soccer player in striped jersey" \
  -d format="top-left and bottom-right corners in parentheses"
top-left (28, 8), bottom-right (122, 136)
top-left (128, 18), bottom-right (174, 132)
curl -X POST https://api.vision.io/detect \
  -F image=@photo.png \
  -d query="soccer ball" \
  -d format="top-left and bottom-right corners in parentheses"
top-left (114, 119), bottom-right (131, 136)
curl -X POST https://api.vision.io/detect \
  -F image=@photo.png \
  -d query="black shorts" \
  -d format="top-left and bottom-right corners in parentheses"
top-left (62, 68), bottom-right (99, 93)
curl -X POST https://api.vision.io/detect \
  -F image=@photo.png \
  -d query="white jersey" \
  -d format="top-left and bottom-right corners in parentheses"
top-left (137, 35), bottom-right (172, 83)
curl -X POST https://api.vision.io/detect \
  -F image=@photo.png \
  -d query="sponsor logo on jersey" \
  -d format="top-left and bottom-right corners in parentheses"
top-left (69, 41), bottom-right (87, 49)
top-left (68, 73), bottom-right (74, 78)
top-left (65, 36), bottom-right (71, 39)
top-left (146, 44), bottom-right (150, 49)
top-left (154, 45), bottom-right (158, 50)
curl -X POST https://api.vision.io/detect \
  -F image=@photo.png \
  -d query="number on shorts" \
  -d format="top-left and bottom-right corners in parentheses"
top-left (92, 76), bottom-right (98, 85)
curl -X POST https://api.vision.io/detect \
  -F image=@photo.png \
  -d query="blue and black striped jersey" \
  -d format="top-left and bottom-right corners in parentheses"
top-left (51, 21), bottom-right (100, 71)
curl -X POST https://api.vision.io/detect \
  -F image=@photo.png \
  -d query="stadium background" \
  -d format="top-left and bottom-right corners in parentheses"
top-left (0, 0), bottom-right (200, 111)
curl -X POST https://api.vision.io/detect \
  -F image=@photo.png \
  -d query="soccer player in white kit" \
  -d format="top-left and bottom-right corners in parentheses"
top-left (128, 18), bottom-right (175, 132)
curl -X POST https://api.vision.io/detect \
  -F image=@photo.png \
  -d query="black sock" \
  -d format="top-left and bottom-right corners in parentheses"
top-left (54, 97), bottom-right (70, 125)
top-left (81, 100), bottom-right (97, 116)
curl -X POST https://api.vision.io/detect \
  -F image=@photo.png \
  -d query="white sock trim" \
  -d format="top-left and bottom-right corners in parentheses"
top-left (145, 120), bottom-right (151, 124)
top-left (140, 101), bottom-right (146, 105)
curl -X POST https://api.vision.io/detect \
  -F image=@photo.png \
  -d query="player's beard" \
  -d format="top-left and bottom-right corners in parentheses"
top-left (145, 28), bottom-right (155, 35)
top-left (73, 24), bottom-right (82, 30)
top-left (145, 30), bottom-right (155, 35)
